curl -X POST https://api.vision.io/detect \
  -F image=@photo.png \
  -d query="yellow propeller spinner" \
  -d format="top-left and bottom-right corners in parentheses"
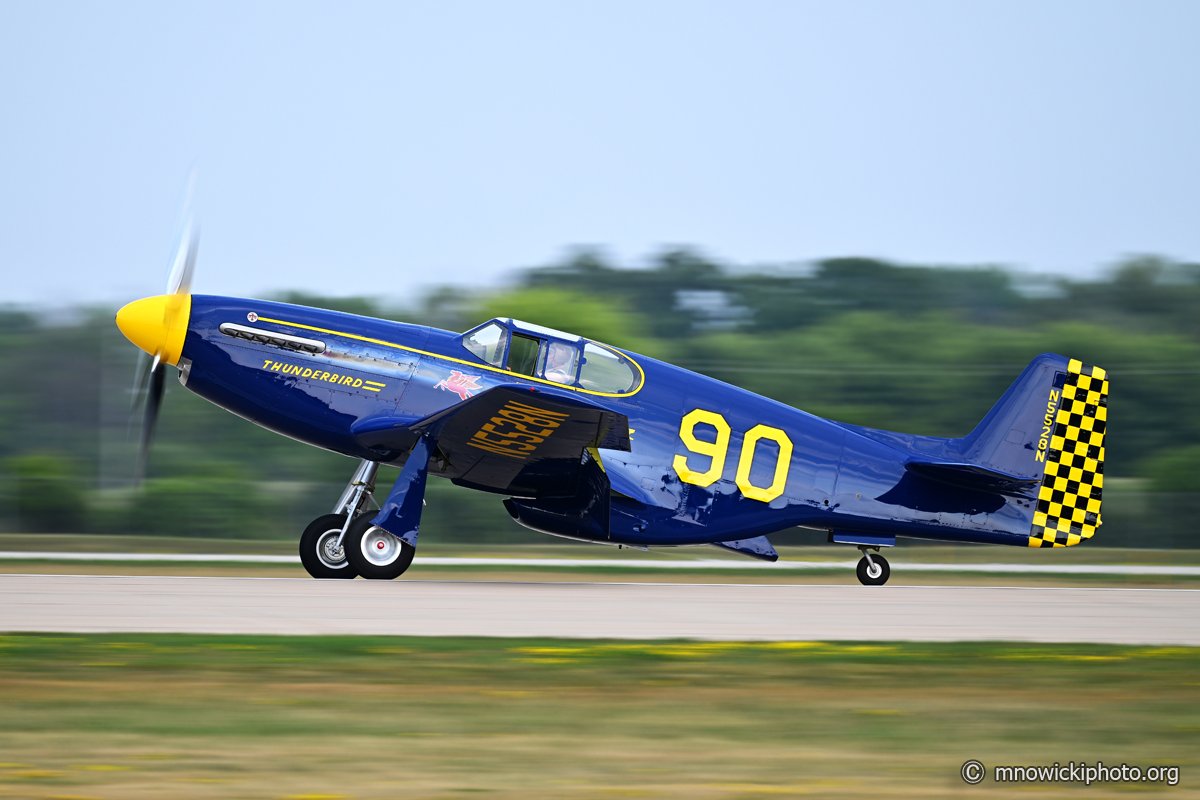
top-left (116, 293), bottom-right (192, 367)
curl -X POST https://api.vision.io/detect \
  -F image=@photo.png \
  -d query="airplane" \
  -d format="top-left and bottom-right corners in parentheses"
top-left (116, 222), bottom-right (1107, 585)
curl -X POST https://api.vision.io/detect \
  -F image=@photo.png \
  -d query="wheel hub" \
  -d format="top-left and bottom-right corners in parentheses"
top-left (362, 527), bottom-right (401, 566)
top-left (316, 529), bottom-right (348, 570)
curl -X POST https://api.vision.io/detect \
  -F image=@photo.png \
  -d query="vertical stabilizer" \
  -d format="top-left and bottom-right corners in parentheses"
top-left (959, 353), bottom-right (1072, 478)
top-left (958, 354), bottom-right (1108, 547)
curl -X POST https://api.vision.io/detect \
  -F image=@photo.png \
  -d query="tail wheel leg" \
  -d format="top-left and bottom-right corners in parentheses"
top-left (856, 548), bottom-right (890, 586)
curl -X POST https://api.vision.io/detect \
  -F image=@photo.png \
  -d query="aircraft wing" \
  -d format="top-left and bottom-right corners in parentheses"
top-left (368, 385), bottom-right (630, 499)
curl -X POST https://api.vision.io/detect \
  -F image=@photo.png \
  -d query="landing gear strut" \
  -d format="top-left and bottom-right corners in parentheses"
top-left (299, 459), bottom-right (380, 580)
top-left (343, 435), bottom-right (435, 580)
top-left (856, 546), bottom-right (890, 586)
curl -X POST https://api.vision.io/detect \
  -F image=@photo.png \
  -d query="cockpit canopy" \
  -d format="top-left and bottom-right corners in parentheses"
top-left (461, 318), bottom-right (642, 395)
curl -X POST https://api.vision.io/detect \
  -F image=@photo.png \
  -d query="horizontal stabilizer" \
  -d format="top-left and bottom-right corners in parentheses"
top-left (905, 460), bottom-right (1040, 495)
top-left (710, 536), bottom-right (779, 562)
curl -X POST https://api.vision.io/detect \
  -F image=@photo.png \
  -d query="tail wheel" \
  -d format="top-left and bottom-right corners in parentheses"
top-left (343, 515), bottom-right (416, 580)
top-left (299, 513), bottom-right (363, 579)
top-left (856, 553), bottom-right (890, 586)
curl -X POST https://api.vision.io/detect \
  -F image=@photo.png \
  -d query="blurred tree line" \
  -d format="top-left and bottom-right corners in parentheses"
top-left (1, 251), bottom-right (1198, 546)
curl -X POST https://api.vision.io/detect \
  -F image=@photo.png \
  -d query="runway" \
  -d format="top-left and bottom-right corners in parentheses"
top-left (2, 574), bottom-right (1198, 644)
top-left (3, 552), bottom-right (1199, 575)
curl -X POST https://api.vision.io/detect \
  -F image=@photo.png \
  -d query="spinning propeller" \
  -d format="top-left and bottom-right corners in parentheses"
top-left (117, 181), bottom-right (199, 483)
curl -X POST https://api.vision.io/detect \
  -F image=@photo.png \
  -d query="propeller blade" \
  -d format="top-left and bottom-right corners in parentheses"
top-left (131, 169), bottom-right (198, 484)
top-left (165, 168), bottom-right (199, 295)
top-left (130, 351), bottom-right (152, 414)
top-left (135, 363), bottom-right (166, 484)
top-left (166, 219), bottom-right (200, 295)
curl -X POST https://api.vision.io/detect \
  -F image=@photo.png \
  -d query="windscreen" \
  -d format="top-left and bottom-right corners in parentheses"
top-left (462, 322), bottom-right (507, 367)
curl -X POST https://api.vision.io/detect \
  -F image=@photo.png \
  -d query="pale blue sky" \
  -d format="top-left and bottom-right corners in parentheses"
top-left (1, 1), bottom-right (1197, 306)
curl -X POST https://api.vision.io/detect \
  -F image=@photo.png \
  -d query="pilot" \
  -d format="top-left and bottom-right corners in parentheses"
top-left (543, 343), bottom-right (575, 384)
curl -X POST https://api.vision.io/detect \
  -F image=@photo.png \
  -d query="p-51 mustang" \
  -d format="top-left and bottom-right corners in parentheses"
top-left (118, 225), bottom-right (1107, 585)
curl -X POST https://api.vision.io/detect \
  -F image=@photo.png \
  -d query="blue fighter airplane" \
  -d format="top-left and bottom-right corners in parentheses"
top-left (117, 225), bottom-right (1107, 585)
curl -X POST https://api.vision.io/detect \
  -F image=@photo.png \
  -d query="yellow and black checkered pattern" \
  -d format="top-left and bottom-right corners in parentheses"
top-left (1028, 359), bottom-right (1107, 547)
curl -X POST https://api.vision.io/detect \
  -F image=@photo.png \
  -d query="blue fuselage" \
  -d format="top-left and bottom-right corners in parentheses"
top-left (181, 296), bottom-right (1034, 549)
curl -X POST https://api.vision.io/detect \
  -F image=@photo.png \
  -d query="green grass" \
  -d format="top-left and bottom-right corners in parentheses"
top-left (0, 634), bottom-right (1197, 798)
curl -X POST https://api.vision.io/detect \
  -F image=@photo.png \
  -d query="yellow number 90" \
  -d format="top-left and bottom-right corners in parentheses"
top-left (672, 409), bottom-right (731, 487)
top-left (673, 409), bottom-right (793, 503)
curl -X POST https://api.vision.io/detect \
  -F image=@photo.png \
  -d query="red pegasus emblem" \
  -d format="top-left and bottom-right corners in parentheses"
top-left (435, 370), bottom-right (483, 401)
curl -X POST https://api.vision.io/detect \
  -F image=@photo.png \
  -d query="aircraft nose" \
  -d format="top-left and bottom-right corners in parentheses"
top-left (115, 294), bottom-right (192, 366)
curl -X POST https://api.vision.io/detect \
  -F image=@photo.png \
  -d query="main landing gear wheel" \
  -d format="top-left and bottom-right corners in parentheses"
top-left (300, 513), bottom-right (365, 579)
top-left (856, 552), bottom-right (890, 586)
top-left (344, 515), bottom-right (416, 580)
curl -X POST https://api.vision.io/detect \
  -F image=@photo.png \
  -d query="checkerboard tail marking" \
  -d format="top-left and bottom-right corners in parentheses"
top-left (1028, 359), bottom-right (1107, 547)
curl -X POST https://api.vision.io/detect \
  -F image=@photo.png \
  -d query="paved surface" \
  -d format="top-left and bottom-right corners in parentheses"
top-left (3, 553), bottom-right (1198, 575)
top-left (2, 574), bottom-right (1198, 644)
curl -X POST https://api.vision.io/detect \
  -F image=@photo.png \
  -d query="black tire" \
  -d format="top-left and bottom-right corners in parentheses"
top-left (299, 513), bottom-right (362, 579)
top-left (856, 553), bottom-right (890, 586)
top-left (343, 514), bottom-right (416, 580)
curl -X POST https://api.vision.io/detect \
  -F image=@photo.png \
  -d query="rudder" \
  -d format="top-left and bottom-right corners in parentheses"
top-left (1028, 359), bottom-right (1108, 547)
